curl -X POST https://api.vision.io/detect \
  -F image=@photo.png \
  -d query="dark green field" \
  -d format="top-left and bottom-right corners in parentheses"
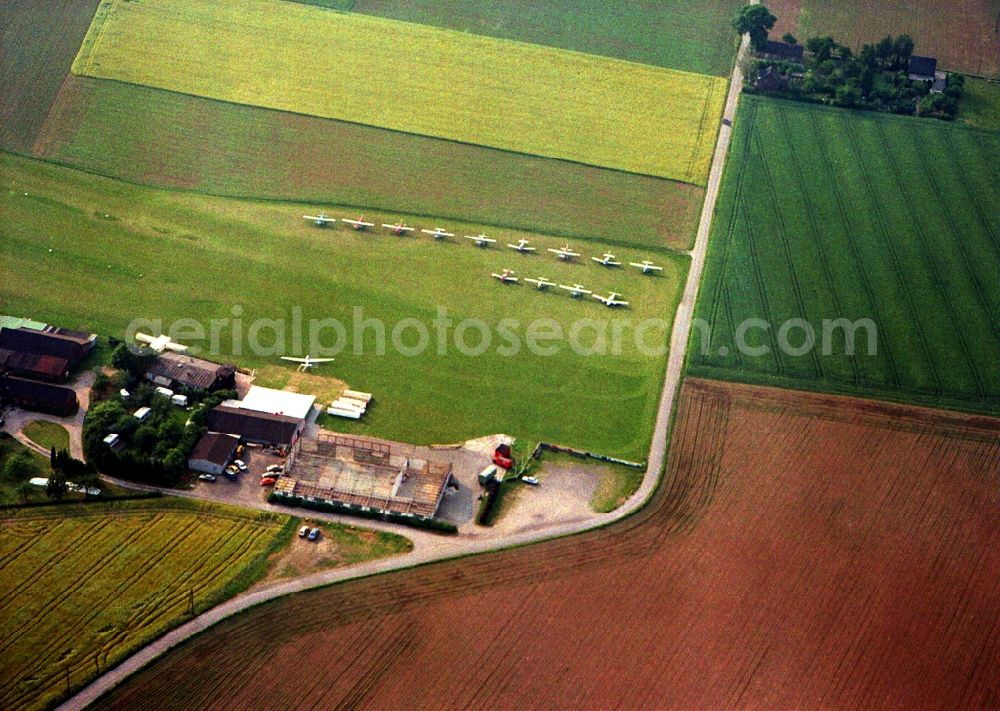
top-left (299, 0), bottom-right (741, 76)
top-left (690, 96), bottom-right (1000, 413)
top-left (0, 0), bottom-right (99, 152)
top-left (34, 77), bottom-right (701, 252)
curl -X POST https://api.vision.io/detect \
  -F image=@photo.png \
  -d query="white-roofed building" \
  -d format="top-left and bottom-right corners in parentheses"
top-left (230, 386), bottom-right (316, 422)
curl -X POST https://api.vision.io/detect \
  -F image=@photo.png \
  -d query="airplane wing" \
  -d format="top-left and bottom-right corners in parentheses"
top-left (281, 356), bottom-right (309, 363)
top-left (308, 358), bottom-right (335, 363)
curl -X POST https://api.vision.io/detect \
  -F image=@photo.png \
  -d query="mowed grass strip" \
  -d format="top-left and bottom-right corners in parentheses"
top-left (0, 152), bottom-right (687, 459)
top-left (34, 77), bottom-right (703, 251)
top-left (21, 421), bottom-right (70, 452)
top-left (690, 95), bottom-right (1000, 414)
top-left (71, 0), bottom-right (726, 184)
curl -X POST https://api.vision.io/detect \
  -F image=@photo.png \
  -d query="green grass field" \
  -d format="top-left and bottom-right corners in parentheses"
top-left (21, 421), bottom-right (70, 453)
top-left (71, 0), bottom-right (726, 184)
top-left (690, 96), bottom-right (1000, 413)
top-left (34, 77), bottom-right (703, 251)
top-left (0, 497), bottom-right (409, 710)
top-left (341, 0), bottom-right (742, 77)
top-left (0, 0), bottom-right (99, 153)
top-left (1, 152), bottom-right (687, 459)
top-left (959, 78), bottom-right (1000, 131)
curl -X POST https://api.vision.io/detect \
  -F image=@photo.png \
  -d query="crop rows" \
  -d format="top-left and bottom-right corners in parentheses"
top-left (690, 96), bottom-right (1000, 413)
top-left (0, 505), bottom-right (283, 711)
top-left (96, 380), bottom-right (1000, 710)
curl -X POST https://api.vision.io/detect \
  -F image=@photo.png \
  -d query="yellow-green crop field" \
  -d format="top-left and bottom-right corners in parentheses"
top-left (0, 499), bottom-right (289, 710)
top-left (72, 0), bottom-right (726, 185)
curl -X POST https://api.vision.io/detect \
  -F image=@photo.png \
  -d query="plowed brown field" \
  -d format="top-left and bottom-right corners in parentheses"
top-left (96, 380), bottom-right (1000, 710)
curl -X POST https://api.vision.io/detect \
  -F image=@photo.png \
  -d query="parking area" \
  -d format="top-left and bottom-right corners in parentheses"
top-left (190, 444), bottom-right (289, 507)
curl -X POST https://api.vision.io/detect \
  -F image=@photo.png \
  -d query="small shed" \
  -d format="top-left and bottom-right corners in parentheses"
top-left (188, 432), bottom-right (240, 475)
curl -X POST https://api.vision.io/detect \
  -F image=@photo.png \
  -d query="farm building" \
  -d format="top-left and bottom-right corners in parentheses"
top-left (145, 352), bottom-right (236, 392)
top-left (757, 40), bottom-right (804, 63)
top-left (908, 55), bottom-right (938, 82)
top-left (0, 375), bottom-right (78, 416)
top-left (754, 66), bottom-right (789, 92)
top-left (205, 405), bottom-right (303, 448)
top-left (188, 432), bottom-right (240, 475)
top-left (224, 386), bottom-right (316, 421)
top-left (0, 349), bottom-right (70, 382)
top-left (0, 326), bottom-right (96, 368)
top-left (275, 433), bottom-right (453, 519)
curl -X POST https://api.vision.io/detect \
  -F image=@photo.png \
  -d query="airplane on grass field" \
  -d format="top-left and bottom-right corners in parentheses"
top-left (508, 239), bottom-right (536, 253)
top-left (281, 355), bottom-right (335, 372)
top-left (548, 244), bottom-right (581, 261)
top-left (559, 284), bottom-right (592, 298)
top-left (630, 260), bottom-right (664, 274)
top-left (465, 234), bottom-right (497, 248)
top-left (135, 332), bottom-right (188, 353)
top-left (303, 213), bottom-right (333, 227)
top-left (524, 277), bottom-right (557, 290)
top-left (342, 216), bottom-right (375, 231)
top-left (422, 227), bottom-right (455, 240)
top-left (593, 292), bottom-right (629, 308)
top-left (491, 269), bottom-right (518, 284)
top-left (382, 222), bottom-right (415, 235)
top-left (592, 252), bottom-right (621, 267)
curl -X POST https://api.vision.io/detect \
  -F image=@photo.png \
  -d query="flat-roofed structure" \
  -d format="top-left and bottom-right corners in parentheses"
top-left (277, 433), bottom-right (452, 519)
top-left (228, 386), bottom-right (316, 421)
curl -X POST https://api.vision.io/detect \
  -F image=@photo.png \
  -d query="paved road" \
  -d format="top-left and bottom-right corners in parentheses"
top-left (58, 34), bottom-right (752, 710)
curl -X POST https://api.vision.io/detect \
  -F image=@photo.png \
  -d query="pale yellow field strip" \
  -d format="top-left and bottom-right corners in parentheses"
top-left (72, 0), bottom-right (726, 185)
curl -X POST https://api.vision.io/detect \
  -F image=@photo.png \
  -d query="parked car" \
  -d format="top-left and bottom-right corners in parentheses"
top-left (259, 477), bottom-right (277, 487)
top-left (298, 525), bottom-right (309, 538)
top-left (266, 464), bottom-right (284, 474)
top-left (307, 527), bottom-right (321, 541)
top-left (198, 474), bottom-right (217, 483)
top-left (522, 476), bottom-right (540, 486)
top-left (223, 466), bottom-right (238, 482)
top-left (233, 460), bottom-right (248, 471)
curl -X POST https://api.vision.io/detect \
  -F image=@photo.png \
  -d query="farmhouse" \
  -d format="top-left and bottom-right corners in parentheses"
top-left (145, 351), bottom-right (236, 392)
top-left (188, 432), bottom-right (240, 475)
top-left (0, 326), bottom-right (96, 369)
top-left (754, 66), bottom-right (789, 92)
top-left (908, 55), bottom-right (937, 82)
top-left (0, 375), bottom-right (78, 416)
top-left (757, 40), bottom-right (804, 63)
top-left (205, 405), bottom-right (303, 448)
top-left (276, 433), bottom-right (453, 519)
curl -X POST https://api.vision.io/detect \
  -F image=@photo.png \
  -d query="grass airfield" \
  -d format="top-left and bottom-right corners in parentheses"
top-left (0, 152), bottom-right (686, 459)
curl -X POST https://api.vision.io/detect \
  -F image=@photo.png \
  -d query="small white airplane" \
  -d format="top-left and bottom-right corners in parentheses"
top-left (382, 221), bottom-right (415, 235)
top-left (342, 215), bottom-right (375, 231)
top-left (303, 213), bottom-right (333, 227)
top-left (491, 269), bottom-right (518, 284)
top-left (524, 277), bottom-right (557, 290)
top-left (548, 244), bottom-right (581, 261)
top-left (592, 252), bottom-right (622, 267)
top-left (559, 284), bottom-right (592, 298)
top-left (421, 227), bottom-right (455, 240)
top-left (630, 260), bottom-right (664, 274)
top-left (465, 234), bottom-right (497, 248)
top-left (135, 332), bottom-right (188, 353)
top-left (507, 239), bottom-right (536, 253)
top-left (280, 355), bottom-right (335, 371)
top-left (593, 292), bottom-right (630, 308)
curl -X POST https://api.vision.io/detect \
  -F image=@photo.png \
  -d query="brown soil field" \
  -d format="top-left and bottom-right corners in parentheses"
top-left (95, 379), bottom-right (1000, 710)
top-left (767, 0), bottom-right (1000, 77)
top-left (0, 0), bottom-right (99, 152)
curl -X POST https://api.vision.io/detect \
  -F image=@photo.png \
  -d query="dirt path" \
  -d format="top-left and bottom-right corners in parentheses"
top-left (58, 30), bottom-right (753, 711)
